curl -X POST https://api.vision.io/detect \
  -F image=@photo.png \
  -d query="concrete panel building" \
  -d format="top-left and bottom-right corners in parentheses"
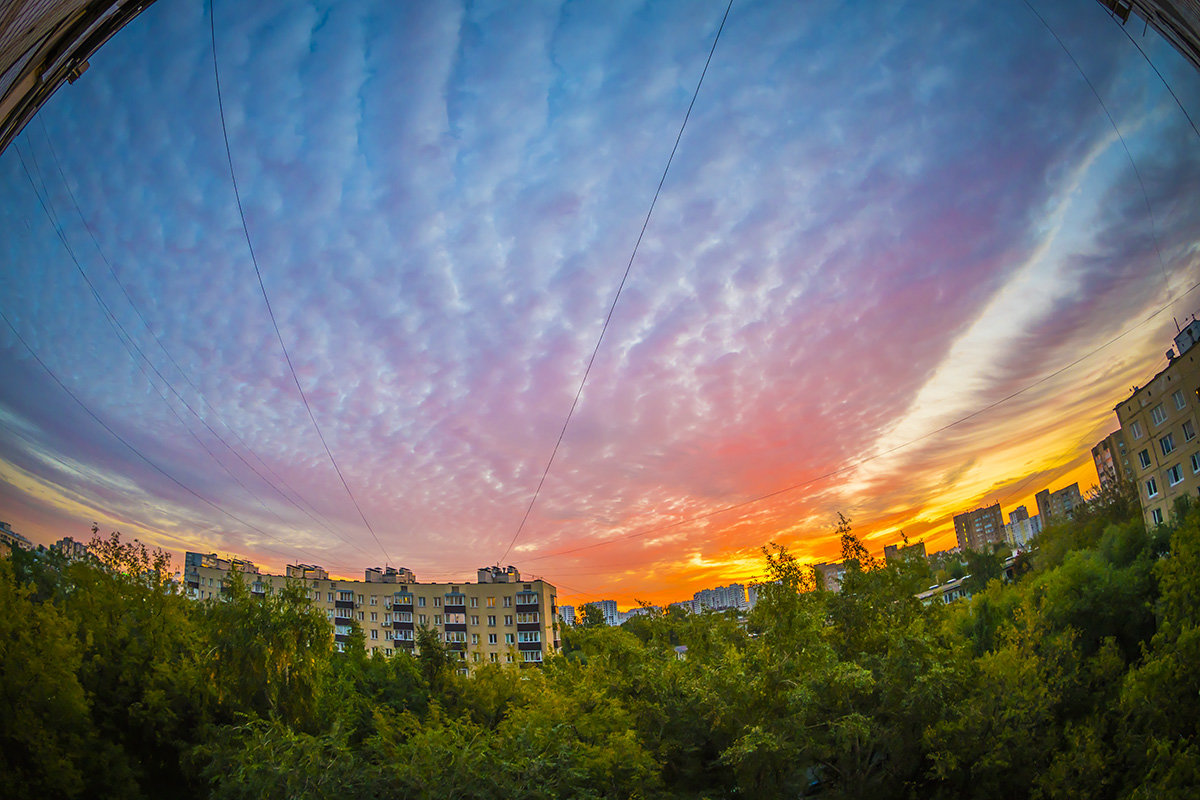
top-left (184, 555), bottom-right (558, 667)
top-left (1114, 319), bottom-right (1200, 528)
top-left (953, 503), bottom-right (1005, 552)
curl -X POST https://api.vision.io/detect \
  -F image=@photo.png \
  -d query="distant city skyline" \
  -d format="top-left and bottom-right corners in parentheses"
top-left (3, 0), bottom-right (1200, 608)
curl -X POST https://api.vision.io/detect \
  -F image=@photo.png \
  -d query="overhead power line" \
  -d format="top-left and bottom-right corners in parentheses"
top-left (33, 118), bottom-right (361, 552)
top-left (14, 138), bottom-right (378, 562)
top-left (0, 306), bottom-right (330, 567)
top-left (208, 0), bottom-right (391, 566)
top-left (497, 0), bottom-right (737, 564)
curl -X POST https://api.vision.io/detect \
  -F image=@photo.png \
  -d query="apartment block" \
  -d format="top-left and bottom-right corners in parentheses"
top-left (184, 555), bottom-right (558, 667)
top-left (1035, 482), bottom-right (1083, 522)
top-left (1115, 319), bottom-right (1200, 528)
top-left (1092, 430), bottom-right (1132, 490)
top-left (882, 541), bottom-right (927, 565)
top-left (952, 503), bottom-right (1005, 552)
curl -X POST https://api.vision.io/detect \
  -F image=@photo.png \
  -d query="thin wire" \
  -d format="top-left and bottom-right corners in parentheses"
top-left (1022, 0), bottom-right (1170, 293)
top-left (520, 278), bottom-right (1200, 565)
top-left (208, 0), bottom-right (391, 565)
top-left (498, 0), bottom-right (736, 563)
top-left (14, 139), bottom-right (378, 561)
top-left (33, 118), bottom-right (358, 548)
top-left (0, 306), bottom-right (324, 564)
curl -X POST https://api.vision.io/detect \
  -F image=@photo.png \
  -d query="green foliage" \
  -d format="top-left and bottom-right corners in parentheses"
top-left (6, 496), bottom-right (1199, 798)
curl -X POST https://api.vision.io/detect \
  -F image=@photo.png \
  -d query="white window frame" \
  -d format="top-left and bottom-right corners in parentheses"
top-left (1168, 464), bottom-right (1184, 486)
top-left (1152, 405), bottom-right (1167, 425)
top-left (1146, 477), bottom-right (1159, 498)
top-left (1174, 390), bottom-right (1186, 410)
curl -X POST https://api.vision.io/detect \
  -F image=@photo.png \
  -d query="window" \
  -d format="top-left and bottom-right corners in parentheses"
top-left (488, 615), bottom-right (496, 627)
top-left (1192, 453), bottom-right (1200, 473)
top-left (434, 614), bottom-right (443, 625)
top-left (505, 633), bottom-right (515, 644)
top-left (1139, 449), bottom-right (1152, 469)
top-left (522, 651), bottom-right (543, 663)
top-left (471, 615), bottom-right (479, 625)
top-left (385, 612), bottom-right (392, 623)
top-left (1152, 405), bottom-right (1167, 425)
top-left (445, 631), bottom-right (466, 643)
top-left (473, 652), bottom-right (481, 662)
top-left (471, 633), bottom-right (479, 645)
top-left (385, 630), bottom-right (393, 640)
top-left (488, 633), bottom-right (497, 644)
top-left (516, 592), bottom-right (538, 604)
top-left (433, 597), bottom-right (442, 607)
top-left (518, 631), bottom-right (541, 643)
top-left (1168, 464), bottom-right (1184, 486)
top-left (370, 596), bottom-right (378, 606)
top-left (370, 629), bottom-right (378, 640)
top-left (470, 597), bottom-right (478, 608)
top-left (1186, 421), bottom-right (1196, 441)
top-left (327, 592), bottom-right (333, 602)
top-left (1151, 508), bottom-right (1164, 525)
top-left (1131, 420), bottom-right (1144, 439)
top-left (385, 648), bottom-right (393, 657)
top-left (339, 591), bottom-right (353, 602)
top-left (486, 597), bottom-right (496, 608)
top-left (505, 615), bottom-right (514, 626)
top-left (503, 596), bottom-right (513, 608)
top-left (1161, 434), bottom-right (1177, 456)
top-left (1174, 389), bottom-right (1186, 410)
top-left (357, 611), bottom-right (364, 621)
top-left (490, 652), bottom-right (498, 662)
top-left (1146, 477), bottom-right (1159, 498)
top-left (418, 596), bottom-right (426, 607)
top-left (357, 594), bottom-right (364, 604)
top-left (419, 614), bottom-right (427, 625)
top-left (506, 654), bottom-right (514, 663)
top-left (398, 611), bottom-right (412, 623)
top-left (370, 612), bottom-right (377, 622)
top-left (517, 612), bottom-right (540, 624)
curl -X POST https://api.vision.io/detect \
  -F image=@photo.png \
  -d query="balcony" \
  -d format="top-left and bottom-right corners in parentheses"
top-left (517, 641), bottom-right (542, 651)
top-left (515, 602), bottom-right (539, 614)
top-left (334, 599), bottom-right (355, 610)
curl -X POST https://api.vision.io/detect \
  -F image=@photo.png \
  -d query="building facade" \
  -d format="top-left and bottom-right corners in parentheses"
top-left (0, 520), bottom-right (32, 556)
top-left (953, 503), bottom-right (1005, 552)
top-left (882, 541), bottom-right (927, 565)
top-left (184, 555), bottom-right (559, 666)
top-left (1035, 482), bottom-right (1083, 523)
top-left (1114, 319), bottom-right (1200, 528)
top-left (1092, 430), bottom-right (1132, 490)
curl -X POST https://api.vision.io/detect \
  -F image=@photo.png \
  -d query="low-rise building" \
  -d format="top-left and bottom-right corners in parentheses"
top-left (0, 520), bottom-right (33, 557)
top-left (184, 555), bottom-right (558, 666)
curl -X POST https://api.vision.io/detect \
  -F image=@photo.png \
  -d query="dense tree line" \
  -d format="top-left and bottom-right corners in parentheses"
top-left (2, 485), bottom-right (1197, 798)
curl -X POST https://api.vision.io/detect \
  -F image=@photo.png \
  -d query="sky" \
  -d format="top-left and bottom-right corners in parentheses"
top-left (2, 0), bottom-right (1200, 609)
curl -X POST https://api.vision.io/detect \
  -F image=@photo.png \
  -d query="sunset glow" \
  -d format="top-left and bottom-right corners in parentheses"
top-left (3, 0), bottom-right (1200, 610)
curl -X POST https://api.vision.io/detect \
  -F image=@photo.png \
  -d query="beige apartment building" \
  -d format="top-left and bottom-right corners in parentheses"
top-left (184, 556), bottom-right (559, 667)
top-left (1115, 319), bottom-right (1200, 528)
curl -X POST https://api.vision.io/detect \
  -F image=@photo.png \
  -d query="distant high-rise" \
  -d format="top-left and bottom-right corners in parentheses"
top-left (953, 504), bottom-right (1005, 552)
top-left (1035, 483), bottom-right (1083, 523)
top-left (1092, 430), bottom-right (1131, 490)
top-left (883, 540), bottom-right (927, 565)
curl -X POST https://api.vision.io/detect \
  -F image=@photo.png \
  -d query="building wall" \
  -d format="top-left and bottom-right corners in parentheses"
top-left (953, 503), bottom-right (1005, 552)
top-left (1115, 324), bottom-right (1200, 528)
top-left (185, 559), bottom-right (559, 667)
top-left (1092, 430), bottom-right (1131, 490)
